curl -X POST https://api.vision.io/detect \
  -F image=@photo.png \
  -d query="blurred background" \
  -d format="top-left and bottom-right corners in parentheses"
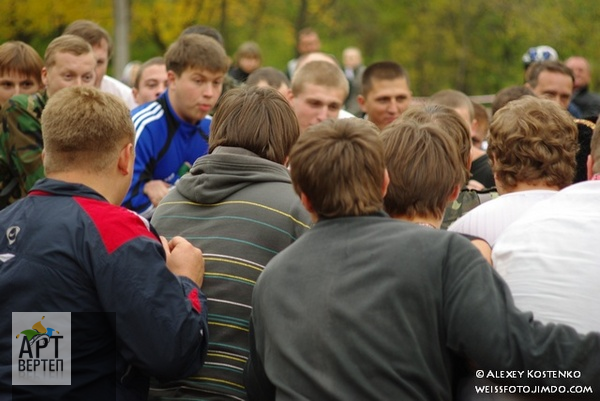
top-left (2, 0), bottom-right (599, 97)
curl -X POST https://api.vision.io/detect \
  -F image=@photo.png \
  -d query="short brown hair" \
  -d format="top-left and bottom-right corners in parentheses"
top-left (289, 118), bottom-right (385, 218)
top-left (526, 61), bottom-right (574, 88)
top-left (291, 60), bottom-right (349, 98)
top-left (491, 85), bottom-right (535, 115)
top-left (63, 19), bottom-right (112, 58)
top-left (0, 41), bottom-right (44, 84)
top-left (165, 34), bottom-right (229, 76)
top-left (361, 61), bottom-right (409, 97)
top-left (429, 89), bottom-right (474, 121)
top-left (209, 86), bottom-right (299, 164)
top-left (399, 104), bottom-right (471, 184)
top-left (44, 35), bottom-right (93, 69)
top-left (382, 120), bottom-right (464, 220)
top-left (488, 96), bottom-right (578, 190)
top-left (133, 57), bottom-right (165, 89)
top-left (246, 67), bottom-right (290, 89)
top-left (42, 86), bottom-right (134, 174)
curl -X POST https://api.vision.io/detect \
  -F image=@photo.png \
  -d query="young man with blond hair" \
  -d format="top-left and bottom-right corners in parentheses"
top-left (449, 96), bottom-right (579, 246)
top-left (64, 19), bottom-right (137, 109)
top-left (0, 34), bottom-right (97, 209)
top-left (290, 60), bottom-right (349, 133)
top-left (494, 118), bottom-right (600, 335)
top-left (0, 86), bottom-right (208, 399)
top-left (123, 33), bottom-right (229, 217)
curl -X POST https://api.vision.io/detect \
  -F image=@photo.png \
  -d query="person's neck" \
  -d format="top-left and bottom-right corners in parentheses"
top-left (47, 172), bottom-right (121, 205)
top-left (497, 180), bottom-right (559, 195)
top-left (391, 214), bottom-right (441, 229)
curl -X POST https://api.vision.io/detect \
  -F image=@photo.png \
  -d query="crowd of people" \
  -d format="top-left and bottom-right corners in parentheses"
top-left (1, 20), bottom-right (599, 400)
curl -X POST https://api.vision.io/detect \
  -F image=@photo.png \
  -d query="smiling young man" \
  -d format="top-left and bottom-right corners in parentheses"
top-left (123, 34), bottom-right (229, 217)
top-left (357, 61), bottom-right (413, 130)
top-left (0, 35), bottom-right (96, 209)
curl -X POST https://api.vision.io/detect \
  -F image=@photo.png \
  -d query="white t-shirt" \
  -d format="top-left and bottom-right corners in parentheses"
top-left (493, 181), bottom-right (600, 334)
top-left (101, 75), bottom-right (137, 110)
top-left (448, 190), bottom-right (557, 247)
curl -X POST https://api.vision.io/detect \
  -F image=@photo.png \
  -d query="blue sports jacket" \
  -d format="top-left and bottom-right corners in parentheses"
top-left (123, 92), bottom-right (212, 215)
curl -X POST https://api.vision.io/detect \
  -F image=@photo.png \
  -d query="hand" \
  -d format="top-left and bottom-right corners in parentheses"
top-left (161, 236), bottom-right (205, 287)
top-left (143, 180), bottom-right (172, 206)
top-left (466, 179), bottom-right (485, 191)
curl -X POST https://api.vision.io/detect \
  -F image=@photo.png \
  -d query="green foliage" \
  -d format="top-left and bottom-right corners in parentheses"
top-left (2, 0), bottom-right (600, 96)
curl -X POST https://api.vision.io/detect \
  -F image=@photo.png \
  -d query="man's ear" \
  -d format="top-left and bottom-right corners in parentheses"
top-left (448, 184), bottom-right (461, 202)
top-left (167, 70), bottom-right (177, 89)
top-left (357, 94), bottom-right (367, 112)
top-left (300, 192), bottom-right (314, 214)
top-left (41, 67), bottom-right (48, 88)
top-left (300, 192), bottom-right (319, 223)
top-left (382, 168), bottom-right (390, 197)
top-left (117, 143), bottom-right (134, 176)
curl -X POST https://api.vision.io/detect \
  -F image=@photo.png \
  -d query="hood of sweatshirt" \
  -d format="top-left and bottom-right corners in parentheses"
top-left (176, 146), bottom-right (292, 204)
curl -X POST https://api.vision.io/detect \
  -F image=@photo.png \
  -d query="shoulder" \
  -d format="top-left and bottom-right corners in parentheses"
top-left (101, 76), bottom-right (136, 110)
top-left (132, 101), bottom-right (167, 138)
top-left (75, 196), bottom-right (158, 254)
top-left (574, 118), bottom-right (596, 132)
top-left (3, 93), bottom-right (42, 115)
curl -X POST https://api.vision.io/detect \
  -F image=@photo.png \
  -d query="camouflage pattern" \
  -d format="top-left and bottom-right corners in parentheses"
top-left (441, 186), bottom-right (499, 230)
top-left (0, 90), bottom-right (47, 209)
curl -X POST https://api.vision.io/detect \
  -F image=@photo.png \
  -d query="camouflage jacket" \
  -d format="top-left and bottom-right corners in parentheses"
top-left (0, 90), bottom-right (47, 209)
top-left (442, 186), bottom-right (499, 230)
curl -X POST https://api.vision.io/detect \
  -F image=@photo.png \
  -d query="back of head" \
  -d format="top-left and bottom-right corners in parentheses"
top-left (246, 67), bottom-right (290, 89)
top-left (42, 86), bottom-right (134, 174)
top-left (165, 34), bottom-right (229, 76)
top-left (210, 86), bottom-right (299, 164)
top-left (289, 118), bottom-right (384, 218)
top-left (381, 120), bottom-right (463, 220)
top-left (491, 85), bottom-right (535, 115)
top-left (361, 61), bottom-right (409, 96)
top-left (44, 35), bottom-right (93, 69)
top-left (400, 104), bottom-right (471, 183)
top-left (488, 96), bottom-right (578, 190)
top-left (294, 52), bottom-right (340, 73)
top-left (522, 45), bottom-right (558, 70)
top-left (429, 89), bottom-right (474, 121)
top-left (63, 19), bottom-right (112, 57)
top-left (291, 60), bottom-right (348, 97)
top-left (526, 60), bottom-right (574, 88)
top-left (133, 57), bottom-right (165, 89)
top-left (0, 41), bottom-right (44, 84)
top-left (180, 25), bottom-right (225, 47)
